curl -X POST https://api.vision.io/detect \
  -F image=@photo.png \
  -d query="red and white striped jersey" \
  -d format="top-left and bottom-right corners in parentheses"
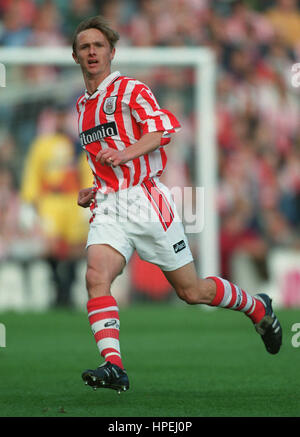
top-left (76, 71), bottom-right (181, 193)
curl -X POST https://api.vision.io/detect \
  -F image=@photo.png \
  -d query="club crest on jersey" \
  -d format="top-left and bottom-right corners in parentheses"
top-left (103, 96), bottom-right (117, 115)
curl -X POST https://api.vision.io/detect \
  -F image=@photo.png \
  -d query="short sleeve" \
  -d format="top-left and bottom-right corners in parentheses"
top-left (129, 84), bottom-right (181, 146)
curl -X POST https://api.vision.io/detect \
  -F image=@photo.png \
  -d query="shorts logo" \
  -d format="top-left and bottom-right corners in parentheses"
top-left (173, 240), bottom-right (186, 253)
top-left (103, 96), bottom-right (117, 115)
top-left (80, 121), bottom-right (118, 147)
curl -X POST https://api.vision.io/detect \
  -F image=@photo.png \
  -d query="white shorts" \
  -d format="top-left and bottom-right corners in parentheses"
top-left (86, 177), bottom-right (193, 272)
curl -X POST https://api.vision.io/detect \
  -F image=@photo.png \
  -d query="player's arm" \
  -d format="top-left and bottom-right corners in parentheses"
top-left (95, 82), bottom-right (179, 167)
top-left (95, 131), bottom-right (164, 167)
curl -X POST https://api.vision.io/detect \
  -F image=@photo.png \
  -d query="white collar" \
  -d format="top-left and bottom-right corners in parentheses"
top-left (84, 71), bottom-right (121, 100)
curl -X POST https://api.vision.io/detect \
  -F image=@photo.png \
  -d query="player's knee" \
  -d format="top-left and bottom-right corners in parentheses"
top-left (175, 279), bottom-right (213, 305)
top-left (176, 286), bottom-right (200, 305)
top-left (85, 266), bottom-right (110, 298)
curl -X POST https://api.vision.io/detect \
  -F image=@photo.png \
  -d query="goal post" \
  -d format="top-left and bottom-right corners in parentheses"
top-left (0, 46), bottom-right (219, 278)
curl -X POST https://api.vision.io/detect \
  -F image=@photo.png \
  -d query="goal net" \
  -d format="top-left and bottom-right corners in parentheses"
top-left (0, 46), bottom-right (218, 308)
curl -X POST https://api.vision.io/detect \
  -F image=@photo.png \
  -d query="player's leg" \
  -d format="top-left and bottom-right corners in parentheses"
top-left (162, 261), bottom-right (215, 305)
top-left (82, 244), bottom-right (129, 392)
top-left (163, 262), bottom-right (282, 354)
top-left (135, 178), bottom-right (282, 354)
top-left (163, 261), bottom-right (265, 317)
top-left (85, 243), bottom-right (125, 299)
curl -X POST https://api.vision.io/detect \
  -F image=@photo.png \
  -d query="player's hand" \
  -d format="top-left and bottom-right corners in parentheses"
top-left (95, 148), bottom-right (127, 167)
top-left (77, 187), bottom-right (95, 208)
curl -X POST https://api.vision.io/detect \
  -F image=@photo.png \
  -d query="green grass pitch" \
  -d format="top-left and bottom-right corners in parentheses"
top-left (0, 303), bottom-right (300, 417)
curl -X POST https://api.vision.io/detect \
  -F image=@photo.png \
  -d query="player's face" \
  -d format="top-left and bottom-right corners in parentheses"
top-left (73, 28), bottom-right (115, 79)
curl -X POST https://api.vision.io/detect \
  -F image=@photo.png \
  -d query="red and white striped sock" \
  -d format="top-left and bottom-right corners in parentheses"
top-left (87, 295), bottom-right (124, 369)
top-left (207, 276), bottom-right (266, 324)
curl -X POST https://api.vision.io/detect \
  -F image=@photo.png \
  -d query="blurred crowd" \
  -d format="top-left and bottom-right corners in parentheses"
top-left (0, 0), bottom-right (300, 304)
